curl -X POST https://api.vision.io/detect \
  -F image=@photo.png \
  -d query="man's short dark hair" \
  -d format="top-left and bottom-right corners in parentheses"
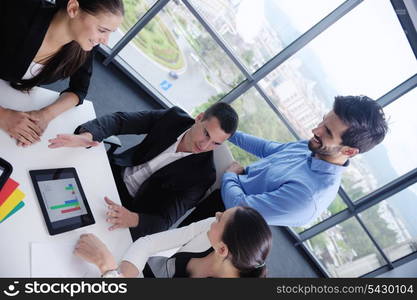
top-left (202, 102), bottom-right (239, 135)
top-left (334, 95), bottom-right (388, 153)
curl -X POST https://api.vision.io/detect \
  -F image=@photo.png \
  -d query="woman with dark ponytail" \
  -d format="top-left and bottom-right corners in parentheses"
top-left (74, 206), bottom-right (272, 278)
top-left (221, 206), bottom-right (271, 277)
top-left (0, 0), bottom-right (124, 146)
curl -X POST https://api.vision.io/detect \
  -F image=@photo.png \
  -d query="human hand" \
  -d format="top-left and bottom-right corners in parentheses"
top-left (74, 233), bottom-right (117, 274)
top-left (104, 196), bottom-right (139, 230)
top-left (48, 133), bottom-right (99, 148)
top-left (16, 109), bottom-right (53, 147)
top-left (26, 109), bottom-right (53, 135)
top-left (0, 108), bottom-right (41, 146)
top-left (225, 161), bottom-right (244, 174)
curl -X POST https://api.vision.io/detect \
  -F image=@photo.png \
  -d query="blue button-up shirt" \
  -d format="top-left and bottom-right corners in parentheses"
top-left (221, 131), bottom-right (348, 226)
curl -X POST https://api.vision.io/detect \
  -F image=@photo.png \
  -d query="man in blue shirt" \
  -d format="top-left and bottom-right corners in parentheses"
top-left (180, 95), bottom-right (388, 227)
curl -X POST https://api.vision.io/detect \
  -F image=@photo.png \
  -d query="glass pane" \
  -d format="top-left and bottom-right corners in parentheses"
top-left (260, 0), bottom-right (417, 201)
top-left (109, 0), bottom-right (158, 48)
top-left (264, 0), bottom-right (417, 99)
top-left (359, 183), bottom-right (417, 262)
top-left (117, 0), bottom-right (244, 113)
top-left (190, 0), bottom-right (344, 72)
top-left (305, 217), bottom-right (385, 277)
top-left (342, 88), bottom-right (417, 201)
top-left (294, 194), bottom-right (347, 233)
top-left (229, 88), bottom-right (296, 165)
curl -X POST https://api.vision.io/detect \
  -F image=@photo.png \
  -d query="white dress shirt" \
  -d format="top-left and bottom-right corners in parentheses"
top-left (123, 130), bottom-right (192, 197)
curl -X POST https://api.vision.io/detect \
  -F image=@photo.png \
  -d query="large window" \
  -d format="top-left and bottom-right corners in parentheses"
top-left (190, 0), bottom-right (344, 72)
top-left (117, 0), bottom-right (244, 112)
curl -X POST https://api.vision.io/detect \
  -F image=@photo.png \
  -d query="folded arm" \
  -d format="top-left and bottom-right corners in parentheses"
top-left (11, 50), bottom-right (95, 146)
top-left (221, 173), bottom-right (315, 226)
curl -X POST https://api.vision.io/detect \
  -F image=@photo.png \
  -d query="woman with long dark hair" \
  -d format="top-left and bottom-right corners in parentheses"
top-left (0, 0), bottom-right (124, 146)
top-left (75, 207), bottom-right (272, 278)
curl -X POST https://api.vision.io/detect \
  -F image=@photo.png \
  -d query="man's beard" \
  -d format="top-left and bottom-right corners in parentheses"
top-left (308, 138), bottom-right (342, 157)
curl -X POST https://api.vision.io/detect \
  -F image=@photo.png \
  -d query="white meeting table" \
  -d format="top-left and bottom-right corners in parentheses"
top-left (0, 79), bottom-right (132, 277)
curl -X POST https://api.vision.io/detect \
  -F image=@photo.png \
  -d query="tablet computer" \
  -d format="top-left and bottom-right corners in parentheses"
top-left (29, 168), bottom-right (95, 235)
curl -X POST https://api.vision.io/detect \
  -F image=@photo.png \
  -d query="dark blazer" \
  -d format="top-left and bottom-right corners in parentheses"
top-left (76, 107), bottom-right (216, 239)
top-left (0, 0), bottom-right (95, 104)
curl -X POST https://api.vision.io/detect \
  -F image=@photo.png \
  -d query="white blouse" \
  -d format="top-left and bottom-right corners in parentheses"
top-left (22, 61), bottom-right (44, 80)
top-left (122, 217), bottom-right (214, 277)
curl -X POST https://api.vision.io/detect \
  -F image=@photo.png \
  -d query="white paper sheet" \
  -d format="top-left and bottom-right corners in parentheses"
top-left (31, 238), bottom-right (100, 278)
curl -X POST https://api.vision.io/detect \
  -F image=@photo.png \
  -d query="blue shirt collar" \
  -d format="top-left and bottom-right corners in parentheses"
top-left (308, 154), bottom-right (349, 175)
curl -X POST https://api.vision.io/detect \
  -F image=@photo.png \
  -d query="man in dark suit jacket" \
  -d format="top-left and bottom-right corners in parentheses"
top-left (48, 103), bottom-right (239, 240)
